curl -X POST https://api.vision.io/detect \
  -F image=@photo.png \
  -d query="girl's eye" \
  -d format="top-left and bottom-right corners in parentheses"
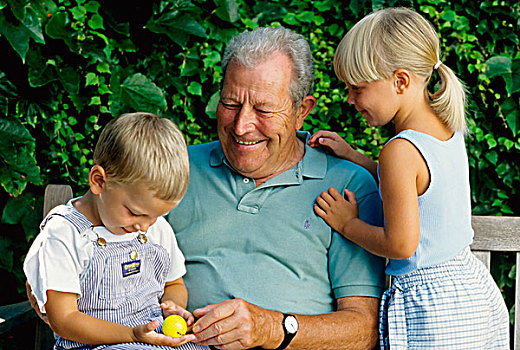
top-left (128, 209), bottom-right (138, 216)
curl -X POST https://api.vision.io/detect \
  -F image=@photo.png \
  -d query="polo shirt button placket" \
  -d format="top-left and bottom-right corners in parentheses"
top-left (243, 178), bottom-right (250, 184)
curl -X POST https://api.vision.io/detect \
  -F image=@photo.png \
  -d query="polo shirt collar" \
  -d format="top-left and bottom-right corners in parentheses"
top-left (208, 131), bottom-right (327, 182)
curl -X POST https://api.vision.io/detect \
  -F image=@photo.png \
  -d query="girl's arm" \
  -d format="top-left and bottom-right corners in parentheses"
top-left (308, 130), bottom-right (378, 179)
top-left (315, 139), bottom-right (423, 259)
top-left (45, 290), bottom-right (192, 346)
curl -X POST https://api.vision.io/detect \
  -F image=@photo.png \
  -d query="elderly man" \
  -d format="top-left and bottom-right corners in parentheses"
top-left (169, 27), bottom-right (385, 349)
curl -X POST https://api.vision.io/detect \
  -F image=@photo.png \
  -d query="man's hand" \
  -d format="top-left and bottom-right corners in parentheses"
top-left (191, 299), bottom-right (282, 349)
top-left (25, 280), bottom-right (49, 324)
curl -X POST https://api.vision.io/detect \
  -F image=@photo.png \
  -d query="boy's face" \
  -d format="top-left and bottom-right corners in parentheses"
top-left (96, 181), bottom-right (176, 235)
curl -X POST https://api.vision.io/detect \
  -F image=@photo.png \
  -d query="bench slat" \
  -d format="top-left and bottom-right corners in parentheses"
top-left (471, 216), bottom-right (520, 251)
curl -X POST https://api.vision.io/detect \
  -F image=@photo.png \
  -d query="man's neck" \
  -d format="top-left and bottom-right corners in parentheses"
top-left (253, 138), bottom-right (305, 187)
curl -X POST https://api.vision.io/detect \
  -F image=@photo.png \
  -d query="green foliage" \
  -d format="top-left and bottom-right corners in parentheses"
top-left (0, 0), bottom-right (518, 329)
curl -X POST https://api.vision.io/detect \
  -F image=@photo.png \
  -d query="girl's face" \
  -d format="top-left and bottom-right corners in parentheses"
top-left (345, 77), bottom-right (400, 127)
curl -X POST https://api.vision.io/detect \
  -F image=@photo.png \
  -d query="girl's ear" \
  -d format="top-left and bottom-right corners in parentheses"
top-left (393, 69), bottom-right (411, 94)
top-left (89, 165), bottom-right (107, 195)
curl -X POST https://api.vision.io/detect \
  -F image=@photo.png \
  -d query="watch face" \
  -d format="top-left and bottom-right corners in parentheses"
top-left (285, 316), bottom-right (298, 334)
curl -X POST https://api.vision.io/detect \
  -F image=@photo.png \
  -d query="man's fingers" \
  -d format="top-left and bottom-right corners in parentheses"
top-left (193, 301), bottom-right (235, 334)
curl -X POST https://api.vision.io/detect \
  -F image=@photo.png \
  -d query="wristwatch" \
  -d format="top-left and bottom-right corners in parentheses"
top-left (275, 313), bottom-right (298, 350)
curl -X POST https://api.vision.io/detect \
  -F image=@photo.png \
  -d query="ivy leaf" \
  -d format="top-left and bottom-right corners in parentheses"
top-left (26, 49), bottom-right (57, 87)
top-left (146, 12), bottom-right (206, 48)
top-left (0, 114), bottom-right (34, 143)
top-left (512, 59), bottom-right (520, 94)
top-left (120, 73), bottom-right (167, 114)
top-left (7, 0), bottom-right (26, 22)
top-left (215, 0), bottom-right (239, 23)
top-left (0, 11), bottom-right (30, 61)
top-left (88, 13), bottom-right (104, 30)
top-left (485, 56), bottom-right (513, 95)
top-left (45, 12), bottom-right (72, 41)
top-left (205, 91), bottom-right (220, 119)
top-left (187, 81), bottom-right (202, 96)
top-left (58, 66), bottom-right (80, 94)
top-left (500, 98), bottom-right (519, 136)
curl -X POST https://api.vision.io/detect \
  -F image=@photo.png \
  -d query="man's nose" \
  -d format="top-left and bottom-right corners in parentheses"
top-left (234, 105), bottom-right (256, 135)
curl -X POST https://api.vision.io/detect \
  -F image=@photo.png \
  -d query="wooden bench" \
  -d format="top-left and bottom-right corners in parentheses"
top-left (0, 184), bottom-right (73, 349)
top-left (0, 184), bottom-right (519, 348)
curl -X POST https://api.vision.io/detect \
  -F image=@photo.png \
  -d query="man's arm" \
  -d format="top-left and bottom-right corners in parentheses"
top-left (191, 296), bottom-right (380, 349)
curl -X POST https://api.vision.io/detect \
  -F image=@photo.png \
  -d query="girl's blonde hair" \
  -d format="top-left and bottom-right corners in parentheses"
top-left (94, 112), bottom-right (189, 203)
top-left (334, 7), bottom-right (467, 132)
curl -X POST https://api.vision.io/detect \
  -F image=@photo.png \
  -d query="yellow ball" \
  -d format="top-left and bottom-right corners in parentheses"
top-left (163, 315), bottom-right (187, 337)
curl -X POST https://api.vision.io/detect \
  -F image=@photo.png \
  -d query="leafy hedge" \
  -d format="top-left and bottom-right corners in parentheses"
top-left (1, 0), bottom-right (519, 325)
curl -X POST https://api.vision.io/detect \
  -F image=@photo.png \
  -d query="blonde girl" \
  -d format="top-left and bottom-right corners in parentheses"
top-left (309, 7), bottom-right (509, 349)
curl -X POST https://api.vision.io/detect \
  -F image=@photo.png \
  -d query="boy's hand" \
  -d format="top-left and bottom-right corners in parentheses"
top-left (308, 130), bottom-right (356, 160)
top-left (132, 319), bottom-right (196, 347)
top-left (161, 300), bottom-right (195, 330)
top-left (314, 187), bottom-right (359, 236)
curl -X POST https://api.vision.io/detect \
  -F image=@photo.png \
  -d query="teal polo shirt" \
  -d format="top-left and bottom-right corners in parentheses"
top-left (167, 131), bottom-right (385, 314)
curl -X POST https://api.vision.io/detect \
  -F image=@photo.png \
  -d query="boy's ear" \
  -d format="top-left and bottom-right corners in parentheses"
top-left (89, 165), bottom-right (107, 195)
top-left (393, 69), bottom-right (411, 94)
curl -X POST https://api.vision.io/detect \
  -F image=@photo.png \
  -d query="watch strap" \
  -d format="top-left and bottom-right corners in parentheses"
top-left (274, 313), bottom-right (298, 350)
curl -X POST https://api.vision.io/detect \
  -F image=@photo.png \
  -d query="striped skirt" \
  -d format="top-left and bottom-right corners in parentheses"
top-left (380, 247), bottom-right (509, 349)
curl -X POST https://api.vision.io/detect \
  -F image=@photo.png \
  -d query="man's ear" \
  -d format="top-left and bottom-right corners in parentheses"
top-left (89, 165), bottom-right (107, 195)
top-left (393, 69), bottom-right (411, 94)
top-left (295, 95), bottom-right (317, 130)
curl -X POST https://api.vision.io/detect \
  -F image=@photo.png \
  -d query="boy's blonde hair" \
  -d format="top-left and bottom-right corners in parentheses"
top-left (93, 112), bottom-right (189, 203)
top-left (334, 7), bottom-right (467, 132)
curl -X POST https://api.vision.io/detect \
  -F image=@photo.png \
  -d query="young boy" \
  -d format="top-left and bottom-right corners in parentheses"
top-left (24, 113), bottom-right (208, 349)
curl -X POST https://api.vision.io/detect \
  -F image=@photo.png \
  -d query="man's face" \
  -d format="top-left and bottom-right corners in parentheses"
top-left (216, 53), bottom-right (308, 181)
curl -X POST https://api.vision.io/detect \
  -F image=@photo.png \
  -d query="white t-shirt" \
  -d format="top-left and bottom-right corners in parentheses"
top-left (23, 200), bottom-right (186, 313)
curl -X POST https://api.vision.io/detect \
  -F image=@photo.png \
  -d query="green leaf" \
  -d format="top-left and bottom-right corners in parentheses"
top-left (26, 49), bottom-right (57, 87)
top-left (512, 59), bottom-right (520, 94)
top-left (0, 11), bottom-right (30, 61)
top-left (0, 115), bottom-right (34, 143)
top-left (84, 1), bottom-right (100, 13)
top-left (88, 13), bottom-right (104, 30)
top-left (58, 66), bottom-right (80, 94)
top-left (215, 0), bottom-right (239, 23)
top-left (146, 12), bottom-right (206, 48)
top-left (71, 6), bottom-right (86, 20)
top-left (7, 0), bottom-right (26, 22)
top-left (485, 56), bottom-right (513, 95)
top-left (45, 12), bottom-right (71, 41)
top-left (205, 91), bottom-right (220, 119)
top-left (85, 72), bottom-right (99, 86)
top-left (187, 81), bottom-right (202, 96)
top-left (500, 98), bottom-right (519, 136)
top-left (120, 73), bottom-right (167, 114)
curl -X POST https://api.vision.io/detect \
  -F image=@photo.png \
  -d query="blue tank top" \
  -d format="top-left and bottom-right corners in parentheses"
top-left (385, 130), bottom-right (474, 275)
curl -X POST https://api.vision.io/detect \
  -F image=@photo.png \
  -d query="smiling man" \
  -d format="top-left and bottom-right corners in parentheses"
top-left (167, 27), bottom-right (385, 349)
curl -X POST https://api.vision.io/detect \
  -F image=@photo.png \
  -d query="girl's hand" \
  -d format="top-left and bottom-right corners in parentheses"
top-left (132, 319), bottom-right (196, 347)
top-left (314, 187), bottom-right (359, 236)
top-left (161, 300), bottom-right (195, 330)
top-left (308, 130), bottom-right (356, 160)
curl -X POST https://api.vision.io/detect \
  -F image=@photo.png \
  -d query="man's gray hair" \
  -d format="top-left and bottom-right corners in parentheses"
top-left (221, 26), bottom-right (315, 108)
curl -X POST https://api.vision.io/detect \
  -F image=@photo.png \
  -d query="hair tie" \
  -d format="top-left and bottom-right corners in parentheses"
top-left (433, 60), bottom-right (442, 70)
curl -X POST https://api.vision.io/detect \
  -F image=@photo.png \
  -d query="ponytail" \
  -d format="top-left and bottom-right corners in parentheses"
top-left (429, 63), bottom-right (468, 133)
